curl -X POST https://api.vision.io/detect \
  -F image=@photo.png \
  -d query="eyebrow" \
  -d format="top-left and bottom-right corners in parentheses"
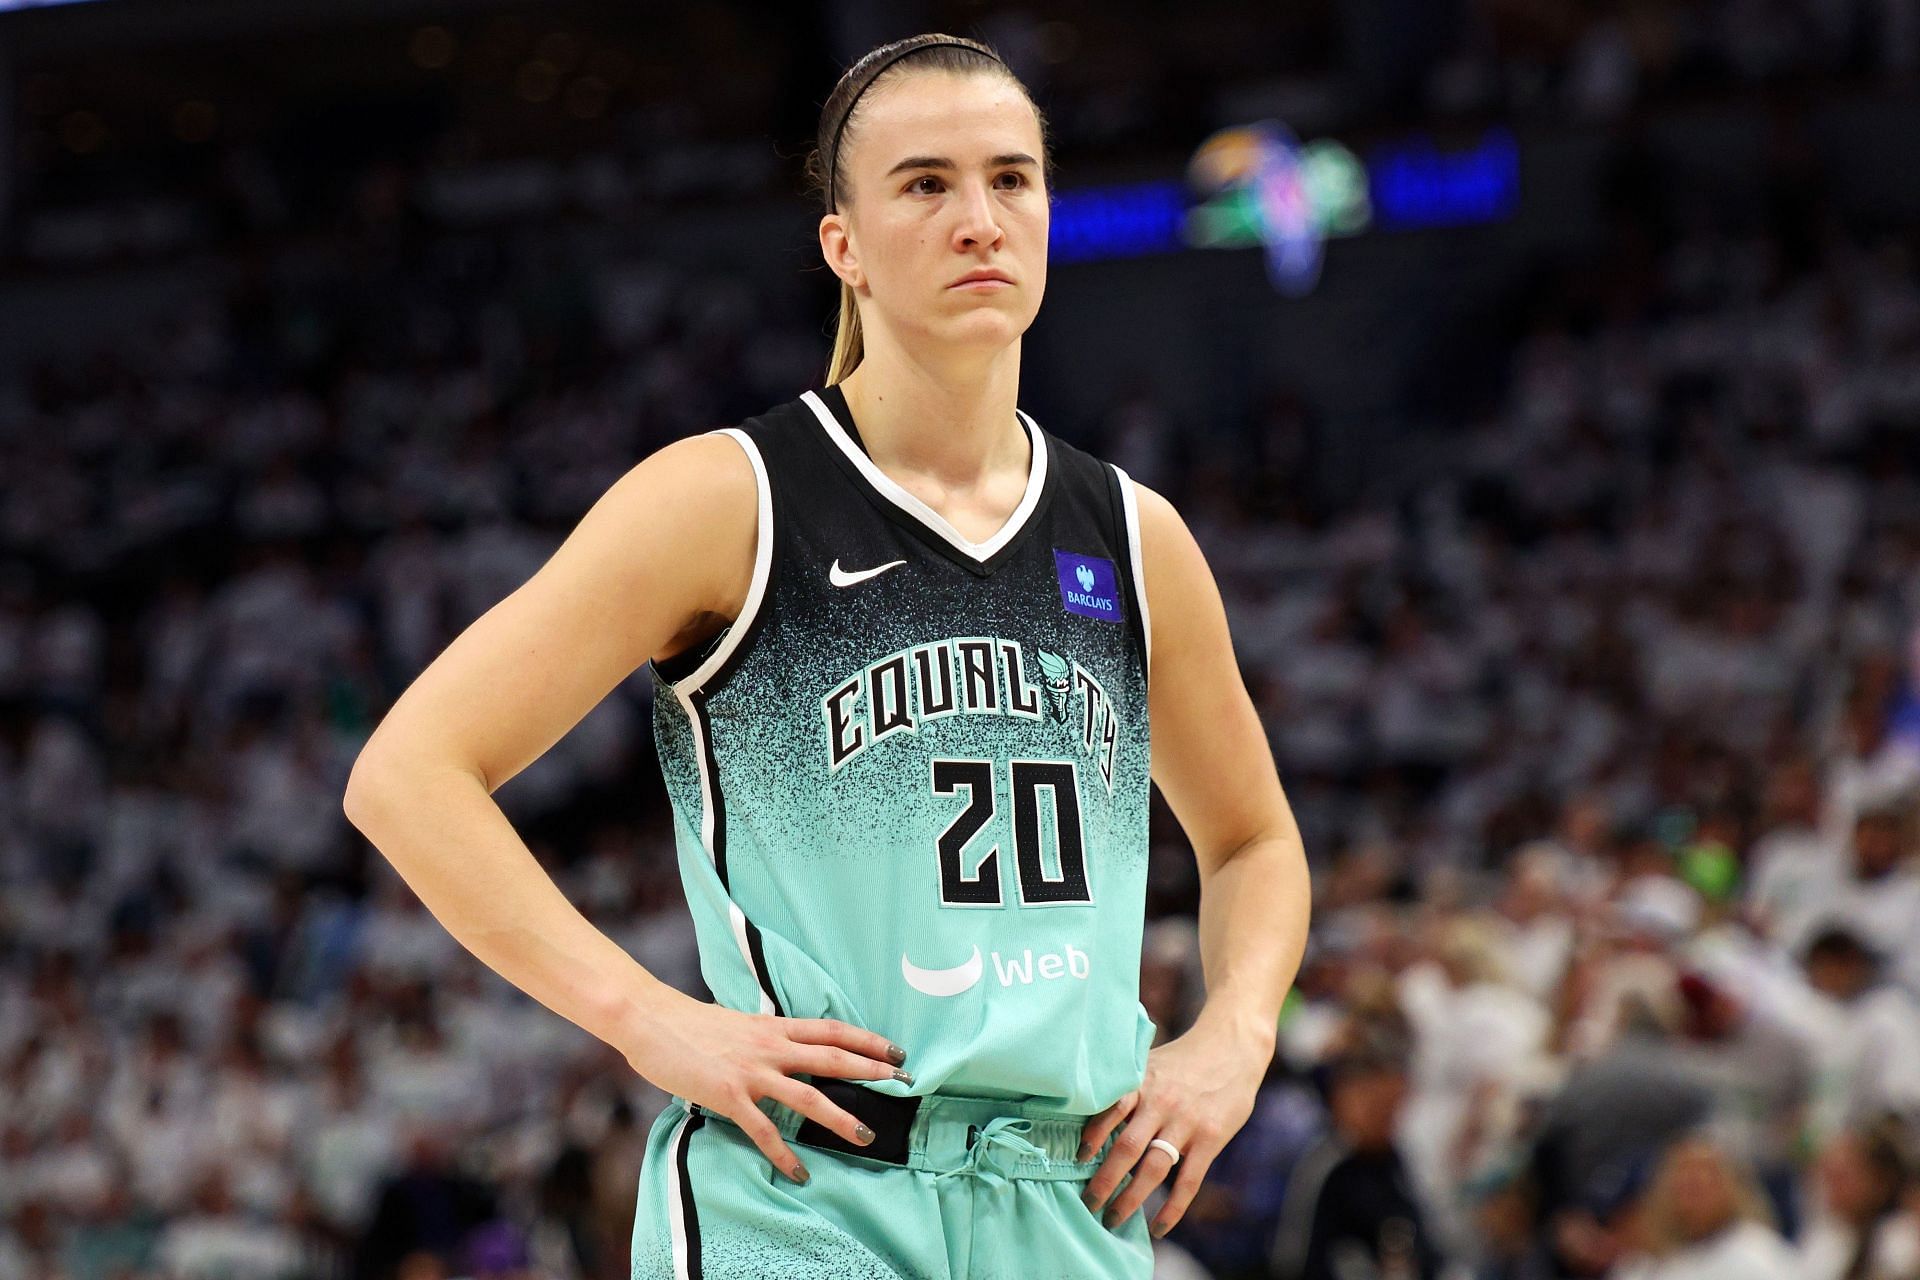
top-left (884, 153), bottom-right (1040, 177)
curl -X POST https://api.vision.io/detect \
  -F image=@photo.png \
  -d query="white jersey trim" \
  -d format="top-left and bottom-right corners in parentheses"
top-left (670, 426), bottom-right (773, 695)
top-left (798, 389), bottom-right (1049, 564)
top-left (665, 427), bottom-right (780, 1017)
top-left (1112, 463), bottom-right (1152, 682)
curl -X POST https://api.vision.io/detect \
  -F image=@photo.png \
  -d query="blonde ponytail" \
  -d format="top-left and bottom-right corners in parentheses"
top-left (826, 280), bottom-right (865, 386)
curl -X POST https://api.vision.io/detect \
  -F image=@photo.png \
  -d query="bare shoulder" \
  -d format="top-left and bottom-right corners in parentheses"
top-left (1116, 473), bottom-right (1230, 688)
top-left (1127, 476), bottom-right (1180, 534)
top-left (598, 430), bottom-right (760, 656)
top-left (348, 428), bottom-right (762, 798)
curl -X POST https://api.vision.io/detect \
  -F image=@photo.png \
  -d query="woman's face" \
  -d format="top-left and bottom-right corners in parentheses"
top-left (821, 69), bottom-right (1048, 363)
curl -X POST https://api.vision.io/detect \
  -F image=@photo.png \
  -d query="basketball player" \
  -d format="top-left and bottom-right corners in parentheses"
top-left (343, 32), bottom-right (1310, 1280)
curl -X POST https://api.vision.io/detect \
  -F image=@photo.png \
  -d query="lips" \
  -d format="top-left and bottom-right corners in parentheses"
top-left (950, 271), bottom-right (1013, 288)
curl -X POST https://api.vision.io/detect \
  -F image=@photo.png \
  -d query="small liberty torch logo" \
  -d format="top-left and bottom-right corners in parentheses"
top-left (1035, 648), bottom-right (1073, 723)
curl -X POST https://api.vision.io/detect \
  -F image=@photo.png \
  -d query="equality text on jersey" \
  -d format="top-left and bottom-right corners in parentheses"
top-left (820, 636), bottom-right (1120, 794)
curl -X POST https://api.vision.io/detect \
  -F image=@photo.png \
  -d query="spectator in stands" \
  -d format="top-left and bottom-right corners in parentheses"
top-left (1808, 798), bottom-right (1920, 998)
top-left (1525, 985), bottom-right (1713, 1248)
top-left (1795, 925), bottom-right (1920, 1143)
top-left (1628, 1133), bottom-right (1798, 1279)
top-left (1797, 1114), bottom-right (1920, 1280)
top-left (1269, 1033), bottom-right (1446, 1279)
top-left (1669, 968), bottom-right (1812, 1234)
top-left (1743, 755), bottom-right (1844, 950)
top-left (353, 1123), bottom-right (497, 1280)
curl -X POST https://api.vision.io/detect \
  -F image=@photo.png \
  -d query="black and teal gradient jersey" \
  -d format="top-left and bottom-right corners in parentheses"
top-left (647, 382), bottom-right (1155, 1116)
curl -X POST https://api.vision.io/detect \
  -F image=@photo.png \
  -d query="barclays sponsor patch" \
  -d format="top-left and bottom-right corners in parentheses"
top-left (1053, 549), bottom-right (1124, 623)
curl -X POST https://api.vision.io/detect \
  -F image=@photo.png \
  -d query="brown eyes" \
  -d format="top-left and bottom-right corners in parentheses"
top-left (906, 172), bottom-right (1028, 195)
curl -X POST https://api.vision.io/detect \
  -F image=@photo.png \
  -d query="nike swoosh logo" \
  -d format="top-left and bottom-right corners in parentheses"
top-left (830, 558), bottom-right (907, 587)
top-left (901, 945), bottom-right (982, 997)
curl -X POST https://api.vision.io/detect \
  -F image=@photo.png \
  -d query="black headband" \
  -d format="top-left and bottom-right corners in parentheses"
top-left (827, 40), bottom-right (1006, 213)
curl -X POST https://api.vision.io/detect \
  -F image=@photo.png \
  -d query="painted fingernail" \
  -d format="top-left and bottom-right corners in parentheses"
top-left (1152, 1220), bottom-right (1169, 1239)
top-left (885, 1043), bottom-right (907, 1065)
top-left (855, 1123), bottom-right (875, 1145)
top-left (790, 1162), bottom-right (810, 1184)
top-left (1075, 1144), bottom-right (1090, 1161)
top-left (892, 1068), bottom-right (914, 1085)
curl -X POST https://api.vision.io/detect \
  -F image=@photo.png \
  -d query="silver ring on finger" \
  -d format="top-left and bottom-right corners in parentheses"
top-left (1147, 1137), bottom-right (1181, 1166)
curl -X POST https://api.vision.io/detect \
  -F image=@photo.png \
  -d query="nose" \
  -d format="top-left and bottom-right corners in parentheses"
top-left (950, 177), bottom-right (1005, 252)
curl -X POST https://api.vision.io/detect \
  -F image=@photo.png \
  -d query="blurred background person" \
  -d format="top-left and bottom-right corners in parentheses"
top-left (1798, 1115), bottom-right (1920, 1280)
top-left (1269, 1030), bottom-right (1446, 1280)
top-left (1627, 1133), bottom-right (1798, 1280)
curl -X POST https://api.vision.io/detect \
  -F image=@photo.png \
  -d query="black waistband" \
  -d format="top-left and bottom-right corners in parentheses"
top-left (793, 1076), bottom-right (923, 1165)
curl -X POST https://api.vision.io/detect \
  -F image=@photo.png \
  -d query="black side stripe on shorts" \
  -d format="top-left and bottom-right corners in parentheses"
top-left (676, 1108), bottom-right (706, 1279)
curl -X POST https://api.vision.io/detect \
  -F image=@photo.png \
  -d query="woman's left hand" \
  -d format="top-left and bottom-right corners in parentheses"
top-left (1076, 1016), bottom-right (1273, 1239)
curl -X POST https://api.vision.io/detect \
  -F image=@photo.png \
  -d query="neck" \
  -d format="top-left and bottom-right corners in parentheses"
top-left (836, 336), bottom-right (1026, 487)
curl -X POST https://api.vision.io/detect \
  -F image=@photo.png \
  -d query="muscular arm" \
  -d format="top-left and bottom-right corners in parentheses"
top-left (1133, 478), bottom-right (1310, 1052)
top-left (342, 430), bottom-right (757, 1050)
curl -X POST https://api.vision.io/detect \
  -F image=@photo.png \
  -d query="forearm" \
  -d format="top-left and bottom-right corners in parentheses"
top-left (344, 760), bottom-right (681, 1052)
top-left (1188, 829), bottom-right (1311, 1051)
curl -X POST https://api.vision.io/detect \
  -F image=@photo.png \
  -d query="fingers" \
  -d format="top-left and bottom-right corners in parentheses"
top-left (1076, 1089), bottom-right (1137, 1163)
top-left (1081, 1098), bottom-right (1158, 1217)
top-left (1090, 1137), bottom-right (1180, 1230)
top-left (1084, 1104), bottom-right (1210, 1237)
top-left (726, 1100), bottom-right (812, 1186)
top-left (788, 1042), bottom-right (915, 1085)
top-left (717, 1018), bottom-right (908, 1185)
top-left (763, 1073), bottom-right (878, 1155)
top-left (1087, 1111), bottom-right (1220, 1240)
top-left (1146, 1146), bottom-right (1213, 1239)
top-left (784, 1017), bottom-right (907, 1070)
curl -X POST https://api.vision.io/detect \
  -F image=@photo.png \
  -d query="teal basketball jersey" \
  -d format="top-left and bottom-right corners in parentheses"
top-left (647, 382), bottom-right (1155, 1115)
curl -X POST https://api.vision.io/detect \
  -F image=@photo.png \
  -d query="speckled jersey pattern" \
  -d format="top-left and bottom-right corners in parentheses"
top-left (633, 382), bottom-right (1156, 1279)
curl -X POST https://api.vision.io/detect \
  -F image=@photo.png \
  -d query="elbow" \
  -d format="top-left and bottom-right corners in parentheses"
top-left (342, 742), bottom-right (407, 831)
top-left (342, 756), bottom-right (384, 832)
top-left (342, 743), bottom-right (488, 831)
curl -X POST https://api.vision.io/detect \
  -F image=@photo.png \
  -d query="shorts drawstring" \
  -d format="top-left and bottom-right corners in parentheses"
top-left (930, 1114), bottom-right (1056, 1186)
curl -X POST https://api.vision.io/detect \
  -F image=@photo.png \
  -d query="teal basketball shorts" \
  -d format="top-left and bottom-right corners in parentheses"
top-left (631, 1076), bottom-right (1155, 1279)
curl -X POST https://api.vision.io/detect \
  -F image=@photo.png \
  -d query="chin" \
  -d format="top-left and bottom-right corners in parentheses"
top-left (955, 316), bottom-right (1025, 343)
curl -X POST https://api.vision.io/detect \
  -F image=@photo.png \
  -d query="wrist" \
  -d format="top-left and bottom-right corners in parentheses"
top-left (601, 972), bottom-right (688, 1058)
top-left (1192, 998), bottom-right (1279, 1059)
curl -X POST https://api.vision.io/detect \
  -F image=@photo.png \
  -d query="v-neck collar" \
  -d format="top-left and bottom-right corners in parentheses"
top-left (799, 383), bottom-right (1052, 576)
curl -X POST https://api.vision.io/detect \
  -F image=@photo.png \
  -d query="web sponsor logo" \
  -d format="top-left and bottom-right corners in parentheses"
top-left (900, 944), bottom-right (1092, 997)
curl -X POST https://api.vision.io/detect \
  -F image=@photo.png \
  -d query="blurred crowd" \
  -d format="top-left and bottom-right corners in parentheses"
top-left (4, 43), bottom-right (1920, 1280)
top-left (1141, 211), bottom-right (1920, 1277)
top-left (1425, 0), bottom-right (1920, 121)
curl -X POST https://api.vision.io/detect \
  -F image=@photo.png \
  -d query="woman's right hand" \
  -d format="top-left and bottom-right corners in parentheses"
top-left (623, 994), bottom-right (911, 1183)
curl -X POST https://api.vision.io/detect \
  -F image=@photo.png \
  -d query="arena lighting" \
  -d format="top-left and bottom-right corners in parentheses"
top-left (1047, 124), bottom-right (1521, 293)
top-left (1369, 129), bottom-right (1521, 229)
top-left (1047, 184), bottom-right (1189, 267)
top-left (1185, 119), bottom-right (1370, 296)
top-left (0, 0), bottom-right (110, 8)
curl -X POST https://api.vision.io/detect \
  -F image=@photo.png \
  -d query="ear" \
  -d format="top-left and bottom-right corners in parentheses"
top-left (818, 212), bottom-right (865, 291)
